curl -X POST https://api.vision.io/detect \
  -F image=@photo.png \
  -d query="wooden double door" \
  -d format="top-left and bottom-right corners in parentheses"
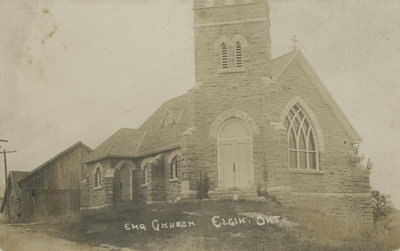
top-left (217, 119), bottom-right (253, 189)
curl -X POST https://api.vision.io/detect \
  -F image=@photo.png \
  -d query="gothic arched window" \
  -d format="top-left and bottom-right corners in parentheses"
top-left (235, 41), bottom-right (243, 68)
top-left (284, 104), bottom-right (319, 170)
top-left (221, 43), bottom-right (228, 69)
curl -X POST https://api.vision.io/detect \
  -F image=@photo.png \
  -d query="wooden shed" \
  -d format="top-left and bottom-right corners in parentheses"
top-left (18, 141), bottom-right (92, 218)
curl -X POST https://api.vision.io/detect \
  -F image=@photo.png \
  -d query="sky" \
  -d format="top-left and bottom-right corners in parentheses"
top-left (0, 0), bottom-right (399, 208)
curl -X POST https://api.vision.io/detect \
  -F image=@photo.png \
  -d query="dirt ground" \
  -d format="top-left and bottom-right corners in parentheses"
top-left (0, 222), bottom-right (138, 251)
top-left (1, 203), bottom-right (399, 251)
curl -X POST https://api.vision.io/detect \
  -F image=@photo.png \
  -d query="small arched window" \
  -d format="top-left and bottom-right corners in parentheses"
top-left (144, 167), bottom-right (149, 185)
top-left (95, 167), bottom-right (102, 187)
top-left (284, 104), bottom-right (319, 170)
top-left (235, 41), bottom-right (243, 68)
top-left (170, 156), bottom-right (178, 179)
top-left (221, 43), bottom-right (228, 69)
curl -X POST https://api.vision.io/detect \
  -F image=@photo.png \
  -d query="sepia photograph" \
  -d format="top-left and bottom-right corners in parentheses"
top-left (0, 0), bottom-right (399, 250)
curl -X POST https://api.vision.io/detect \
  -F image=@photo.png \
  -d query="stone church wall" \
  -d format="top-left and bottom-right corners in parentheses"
top-left (81, 151), bottom-right (184, 209)
top-left (186, 79), bottom-right (269, 192)
top-left (193, 1), bottom-right (271, 84)
top-left (267, 58), bottom-right (372, 221)
top-left (81, 159), bottom-right (110, 209)
top-left (184, 41), bottom-right (371, 222)
top-left (141, 151), bottom-right (183, 203)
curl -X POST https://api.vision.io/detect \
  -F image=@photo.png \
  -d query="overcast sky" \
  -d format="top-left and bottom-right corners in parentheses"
top-left (1, 0), bottom-right (399, 208)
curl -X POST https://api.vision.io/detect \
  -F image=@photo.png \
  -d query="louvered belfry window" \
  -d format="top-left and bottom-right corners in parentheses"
top-left (284, 104), bottom-right (319, 170)
top-left (235, 41), bottom-right (243, 68)
top-left (221, 43), bottom-right (228, 69)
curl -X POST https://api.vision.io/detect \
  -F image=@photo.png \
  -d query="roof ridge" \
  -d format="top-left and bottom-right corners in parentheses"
top-left (293, 51), bottom-right (362, 143)
top-left (76, 141), bottom-right (93, 152)
top-left (272, 50), bottom-right (300, 80)
top-left (19, 141), bottom-right (91, 183)
top-left (272, 49), bottom-right (299, 61)
top-left (106, 129), bottom-right (125, 155)
top-left (82, 128), bottom-right (147, 164)
top-left (135, 131), bottom-right (147, 156)
top-left (119, 127), bottom-right (144, 131)
top-left (9, 170), bottom-right (30, 174)
top-left (139, 93), bottom-right (188, 130)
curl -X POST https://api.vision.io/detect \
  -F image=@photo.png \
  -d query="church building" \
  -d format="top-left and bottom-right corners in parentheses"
top-left (80, 0), bottom-right (372, 222)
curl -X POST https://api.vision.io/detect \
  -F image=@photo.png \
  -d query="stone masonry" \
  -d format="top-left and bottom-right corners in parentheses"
top-left (81, 0), bottom-right (372, 223)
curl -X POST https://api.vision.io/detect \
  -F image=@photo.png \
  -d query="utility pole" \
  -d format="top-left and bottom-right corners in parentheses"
top-left (3, 149), bottom-right (16, 190)
top-left (0, 139), bottom-right (16, 195)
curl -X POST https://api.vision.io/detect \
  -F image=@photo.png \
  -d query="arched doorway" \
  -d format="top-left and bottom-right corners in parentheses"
top-left (217, 118), bottom-right (253, 189)
top-left (116, 164), bottom-right (132, 202)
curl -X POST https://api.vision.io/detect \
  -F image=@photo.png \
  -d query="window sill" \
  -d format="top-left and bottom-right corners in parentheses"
top-left (169, 178), bottom-right (179, 183)
top-left (218, 68), bottom-right (246, 74)
top-left (93, 186), bottom-right (103, 190)
top-left (289, 169), bottom-right (324, 175)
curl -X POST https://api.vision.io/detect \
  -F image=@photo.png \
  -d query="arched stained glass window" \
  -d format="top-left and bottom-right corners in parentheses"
top-left (285, 104), bottom-right (319, 170)
top-left (221, 43), bottom-right (228, 69)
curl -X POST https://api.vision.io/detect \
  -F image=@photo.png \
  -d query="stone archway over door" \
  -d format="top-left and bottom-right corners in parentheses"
top-left (118, 165), bottom-right (132, 201)
top-left (218, 118), bottom-right (253, 188)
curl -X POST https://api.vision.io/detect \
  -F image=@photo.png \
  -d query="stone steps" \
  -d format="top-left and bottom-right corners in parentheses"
top-left (208, 187), bottom-right (264, 201)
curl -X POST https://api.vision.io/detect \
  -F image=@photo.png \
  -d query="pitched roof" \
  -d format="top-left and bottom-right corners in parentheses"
top-left (9, 171), bottom-right (30, 199)
top-left (270, 50), bottom-right (299, 79)
top-left (272, 50), bottom-right (362, 143)
top-left (82, 94), bottom-right (189, 164)
top-left (0, 171), bottom-right (29, 212)
top-left (82, 128), bottom-right (145, 163)
top-left (137, 94), bottom-right (189, 155)
top-left (19, 141), bottom-right (92, 183)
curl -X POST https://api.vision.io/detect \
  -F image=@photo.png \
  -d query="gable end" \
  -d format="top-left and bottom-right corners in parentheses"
top-left (275, 51), bottom-right (362, 144)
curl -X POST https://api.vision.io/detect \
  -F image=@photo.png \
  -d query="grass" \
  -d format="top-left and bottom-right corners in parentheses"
top-left (25, 198), bottom-right (400, 251)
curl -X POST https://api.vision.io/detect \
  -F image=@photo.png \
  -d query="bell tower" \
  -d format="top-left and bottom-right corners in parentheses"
top-left (193, 0), bottom-right (272, 84)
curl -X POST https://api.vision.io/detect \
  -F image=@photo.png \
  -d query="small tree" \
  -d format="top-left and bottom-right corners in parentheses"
top-left (197, 174), bottom-right (209, 199)
top-left (371, 190), bottom-right (394, 221)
